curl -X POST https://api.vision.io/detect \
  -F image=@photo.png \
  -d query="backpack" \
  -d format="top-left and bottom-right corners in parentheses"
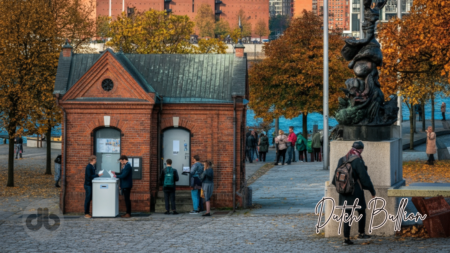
top-left (334, 155), bottom-right (361, 195)
top-left (163, 167), bottom-right (174, 187)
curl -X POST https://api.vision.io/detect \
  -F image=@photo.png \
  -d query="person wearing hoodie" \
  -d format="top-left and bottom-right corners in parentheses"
top-left (189, 155), bottom-right (204, 214)
top-left (296, 133), bottom-right (308, 162)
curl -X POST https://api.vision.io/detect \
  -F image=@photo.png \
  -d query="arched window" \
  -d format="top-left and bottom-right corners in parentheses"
top-left (95, 128), bottom-right (121, 174)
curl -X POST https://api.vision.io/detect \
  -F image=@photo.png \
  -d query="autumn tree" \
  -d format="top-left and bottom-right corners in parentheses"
top-left (107, 10), bottom-right (226, 54)
top-left (97, 15), bottom-right (111, 39)
top-left (378, 0), bottom-right (450, 148)
top-left (214, 19), bottom-right (231, 38)
top-left (254, 19), bottom-right (269, 41)
top-left (195, 4), bottom-right (215, 38)
top-left (0, 0), bottom-right (59, 186)
top-left (249, 11), bottom-right (352, 138)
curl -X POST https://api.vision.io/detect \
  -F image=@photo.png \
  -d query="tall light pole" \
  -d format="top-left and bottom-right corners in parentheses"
top-left (360, 0), bottom-right (364, 39)
top-left (397, 0), bottom-right (403, 134)
top-left (323, 0), bottom-right (329, 170)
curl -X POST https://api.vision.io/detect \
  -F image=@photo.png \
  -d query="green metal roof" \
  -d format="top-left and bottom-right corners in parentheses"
top-left (54, 49), bottom-right (247, 103)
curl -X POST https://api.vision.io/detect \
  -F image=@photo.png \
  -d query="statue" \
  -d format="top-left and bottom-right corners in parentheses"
top-left (335, 0), bottom-right (399, 126)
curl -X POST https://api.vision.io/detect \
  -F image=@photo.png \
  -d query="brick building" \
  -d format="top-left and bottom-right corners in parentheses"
top-left (54, 42), bottom-right (248, 213)
top-left (94, 0), bottom-right (269, 38)
top-left (293, 0), bottom-right (350, 31)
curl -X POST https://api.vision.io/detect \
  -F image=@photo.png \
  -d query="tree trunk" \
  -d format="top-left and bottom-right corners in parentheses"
top-left (302, 113), bottom-right (308, 139)
top-left (422, 102), bottom-right (426, 132)
top-left (275, 118), bottom-right (279, 137)
top-left (431, 96), bottom-right (435, 132)
top-left (409, 104), bottom-right (414, 150)
top-left (413, 104), bottom-right (416, 133)
top-left (7, 137), bottom-right (14, 187)
top-left (45, 126), bottom-right (52, 175)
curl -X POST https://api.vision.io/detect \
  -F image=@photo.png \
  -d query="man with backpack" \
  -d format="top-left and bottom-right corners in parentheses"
top-left (160, 159), bottom-right (180, 215)
top-left (332, 141), bottom-right (376, 246)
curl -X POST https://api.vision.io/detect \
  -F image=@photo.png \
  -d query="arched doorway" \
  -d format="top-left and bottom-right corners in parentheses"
top-left (162, 128), bottom-right (190, 186)
top-left (94, 127), bottom-right (121, 174)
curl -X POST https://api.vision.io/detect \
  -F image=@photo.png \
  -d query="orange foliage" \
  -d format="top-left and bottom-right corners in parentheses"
top-left (402, 160), bottom-right (450, 186)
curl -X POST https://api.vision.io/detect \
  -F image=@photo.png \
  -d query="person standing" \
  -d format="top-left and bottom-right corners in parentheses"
top-left (112, 155), bottom-right (133, 218)
top-left (426, 126), bottom-right (437, 165)
top-left (312, 131), bottom-right (321, 162)
top-left (159, 159), bottom-right (179, 215)
top-left (14, 136), bottom-right (23, 159)
top-left (296, 133), bottom-right (308, 162)
top-left (189, 155), bottom-right (203, 214)
top-left (258, 133), bottom-right (269, 162)
top-left (441, 102), bottom-right (446, 121)
top-left (246, 132), bottom-right (257, 163)
top-left (200, 160), bottom-right (214, 217)
top-left (332, 141), bottom-right (376, 246)
top-left (54, 155), bottom-right (62, 187)
top-left (274, 130), bottom-right (288, 165)
top-left (286, 126), bottom-right (297, 165)
top-left (251, 130), bottom-right (259, 162)
top-left (417, 103), bottom-right (423, 121)
top-left (84, 156), bottom-right (103, 218)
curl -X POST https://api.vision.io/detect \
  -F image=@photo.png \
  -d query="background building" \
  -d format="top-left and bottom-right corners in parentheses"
top-left (348, 0), bottom-right (413, 37)
top-left (293, 0), bottom-right (350, 31)
top-left (269, 0), bottom-right (292, 16)
top-left (95, 0), bottom-right (269, 38)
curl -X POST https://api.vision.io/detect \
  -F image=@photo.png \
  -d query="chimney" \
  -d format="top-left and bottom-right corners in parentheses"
top-left (62, 39), bottom-right (73, 57)
top-left (234, 43), bottom-right (245, 58)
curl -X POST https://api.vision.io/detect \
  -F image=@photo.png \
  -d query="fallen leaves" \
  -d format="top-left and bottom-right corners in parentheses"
top-left (403, 160), bottom-right (450, 185)
top-left (396, 225), bottom-right (429, 238)
top-left (0, 164), bottom-right (60, 198)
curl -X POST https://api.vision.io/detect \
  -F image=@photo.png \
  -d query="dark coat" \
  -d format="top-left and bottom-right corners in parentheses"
top-left (160, 167), bottom-right (179, 192)
top-left (332, 156), bottom-right (376, 209)
top-left (259, 136), bottom-right (269, 153)
top-left (116, 162), bottom-right (133, 189)
top-left (246, 135), bottom-right (257, 149)
top-left (84, 164), bottom-right (99, 186)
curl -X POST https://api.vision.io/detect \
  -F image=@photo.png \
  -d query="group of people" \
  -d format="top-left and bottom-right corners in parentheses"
top-left (246, 126), bottom-right (323, 165)
top-left (82, 154), bottom-right (214, 218)
top-left (160, 155), bottom-right (214, 216)
top-left (273, 126), bottom-right (323, 165)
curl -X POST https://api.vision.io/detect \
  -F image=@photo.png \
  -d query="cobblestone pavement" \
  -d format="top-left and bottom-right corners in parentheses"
top-left (2, 213), bottom-right (450, 252)
top-left (0, 145), bottom-right (60, 168)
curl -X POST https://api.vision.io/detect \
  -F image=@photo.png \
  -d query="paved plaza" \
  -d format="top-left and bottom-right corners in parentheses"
top-left (1, 144), bottom-right (450, 252)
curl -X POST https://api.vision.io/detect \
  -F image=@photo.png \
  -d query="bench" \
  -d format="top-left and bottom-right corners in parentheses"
top-left (388, 183), bottom-right (450, 237)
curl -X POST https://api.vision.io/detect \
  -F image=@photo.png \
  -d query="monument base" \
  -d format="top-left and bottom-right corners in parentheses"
top-left (324, 139), bottom-right (405, 237)
top-left (341, 125), bottom-right (398, 141)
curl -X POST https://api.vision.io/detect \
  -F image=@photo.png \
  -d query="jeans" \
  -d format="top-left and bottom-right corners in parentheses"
top-left (191, 189), bottom-right (199, 211)
top-left (259, 152), bottom-right (267, 162)
top-left (443, 112), bottom-right (446, 121)
top-left (252, 148), bottom-right (258, 160)
top-left (246, 149), bottom-right (253, 163)
top-left (343, 208), bottom-right (366, 238)
top-left (275, 149), bottom-right (286, 164)
top-left (286, 145), bottom-right (294, 164)
top-left (84, 185), bottom-right (92, 214)
top-left (164, 191), bottom-right (176, 211)
top-left (54, 163), bottom-right (61, 182)
top-left (15, 144), bottom-right (22, 158)
top-left (198, 190), bottom-right (204, 211)
top-left (122, 188), bottom-right (132, 214)
top-left (313, 148), bottom-right (321, 161)
top-left (298, 150), bottom-right (307, 162)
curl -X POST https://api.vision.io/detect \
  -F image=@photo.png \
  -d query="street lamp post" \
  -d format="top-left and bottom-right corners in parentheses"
top-left (360, 0), bottom-right (364, 39)
top-left (323, 0), bottom-right (329, 170)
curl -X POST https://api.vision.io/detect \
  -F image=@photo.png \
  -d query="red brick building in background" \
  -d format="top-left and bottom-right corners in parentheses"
top-left (293, 0), bottom-right (349, 31)
top-left (95, 0), bottom-right (269, 38)
top-left (54, 42), bottom-right (248, 213)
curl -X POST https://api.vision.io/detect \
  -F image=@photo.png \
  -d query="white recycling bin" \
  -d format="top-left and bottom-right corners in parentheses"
top-left (92, 177), bottom-right (119, 217)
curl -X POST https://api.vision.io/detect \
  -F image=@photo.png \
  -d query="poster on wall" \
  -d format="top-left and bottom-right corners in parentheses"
top-left (97, 138), bottom-right (120, 153)
top-left (173, 140), bottom-right (179, 155)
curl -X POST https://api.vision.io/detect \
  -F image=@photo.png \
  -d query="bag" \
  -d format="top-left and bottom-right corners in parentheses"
top-left (200, 189), bottom-right (205, 198)
top-left (334, 155), bottom-right (360, 195)
top-left (163, 167), bottom-right (174, 187)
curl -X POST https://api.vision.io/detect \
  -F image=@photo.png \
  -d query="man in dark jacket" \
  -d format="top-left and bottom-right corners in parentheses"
top-left (160, 159), bottom-right (180, 215)
top-left (14, 136), bottom-right (23, 159)
top-left (332, 141), bottom-right (376, 246)
top-left (112, 155), bottom-right (133, 218)
top-left (246, 134), bottom-right (256, 163)
top-left (84, 155), bottom-right (103, 218)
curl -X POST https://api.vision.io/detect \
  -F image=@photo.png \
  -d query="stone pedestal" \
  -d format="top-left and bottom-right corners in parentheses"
top-left (324, 138), bottom-right (405, 237)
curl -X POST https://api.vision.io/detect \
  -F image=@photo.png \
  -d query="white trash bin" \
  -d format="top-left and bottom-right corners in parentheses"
top-left (92, 177), bottom-right (119, 217)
